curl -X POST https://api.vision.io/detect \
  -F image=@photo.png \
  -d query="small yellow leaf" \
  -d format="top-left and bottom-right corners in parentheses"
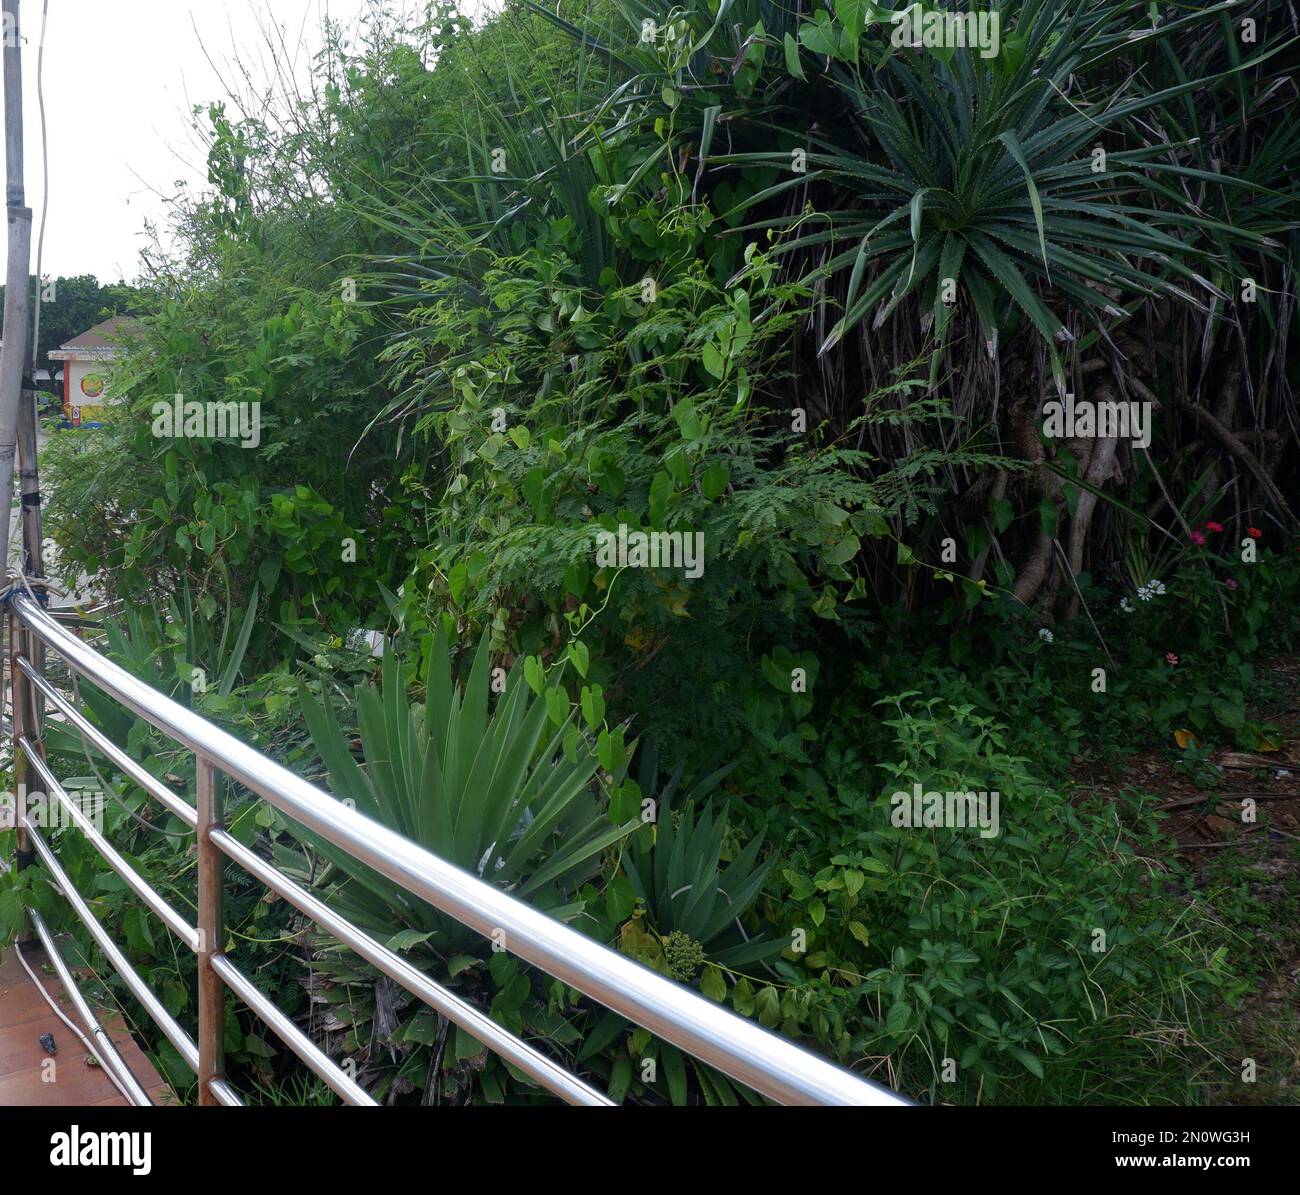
top-left (1174, 728), bottom-right (1199, 750)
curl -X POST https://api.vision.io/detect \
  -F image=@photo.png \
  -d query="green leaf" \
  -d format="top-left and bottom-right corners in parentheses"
top-left (1010, 1048), bottom-right (1045, 1079)
top-left (523, 654), bottom-right (545, 696)
top-left (835, 0), bottom-right (865, 42)
top-left (661, 1044), bottom-right (688, 1105)
top-left (1038, 498), bottom-right (1059, 537)
top-left (580, 683), bottom-right (605, 729)
top-left (823, 534), bottom-right (861, 567)
top-left (885, 1001), bottom-right (911, 1033)
top-left (799, 11), bottom-right (837, 57)
top-left (387, 929), bottom-right (434, 952)
top-left (701, 462), bottom-right (730, 500)
top-left (448, 561), bottom-right (469, 605)
top-left (597, 727), bottom-right (627, 774)
top-left (566, 639), bottom-right (590, 678)
top-left (782, 32), bottom-right (806, 81)
top-left (701, 341), bottom-right (726, 379)
top-left (998, 130), bottom-right (1050, 277)
top-left (1212, 698), bottom-right (1245, 730)
top-left (608, 1057), bottom-right (633, 1103)
top-left (992, 498), bottom-right (1014, 533)
top-left (700, 964), bottom-right (727, 1003)
top-left (545, 685), bottom-right (570, 726)
top-left (257, 556), bottom-right (281, 591)
top-left (649, 471), bottom-right (672, 524)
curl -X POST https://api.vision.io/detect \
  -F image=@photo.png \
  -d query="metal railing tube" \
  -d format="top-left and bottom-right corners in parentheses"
top-left (208, 827), bottom-right (613, 1107)
top-left (26, 907), bottom-right (154, 1106)
top-left (20, 738), bottom-right (200, 950)
top-left (10, 594), bottom-right (908, 1106)
top-left (208, 954), bottom-right (378, 1106)
top-left (22, 816), bottom-right (201, 1073)
top-left (18, 655), bottom-right (198, 827)
top-left (208, 1077), bottom-right (244, 1107)
top-left (9, 610), bottom-right (35, 945)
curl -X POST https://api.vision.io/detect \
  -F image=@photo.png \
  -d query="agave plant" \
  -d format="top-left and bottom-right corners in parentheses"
top-left (572, 749), bottom-right (779, 1105)
top-left (620, 746), bottom-right (780, 974)
top-left (296, 630), bottom-right (636, 960)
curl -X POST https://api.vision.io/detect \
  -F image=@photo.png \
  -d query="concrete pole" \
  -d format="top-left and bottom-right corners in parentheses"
top-left (1, 1), bottom-right (36, 940)
top-left (18, 0), bottom-right (43, 587)
top-left (0, 0), bottom-right (32, 585)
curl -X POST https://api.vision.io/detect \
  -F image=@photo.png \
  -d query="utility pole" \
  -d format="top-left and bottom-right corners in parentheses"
top-left (1, 0), bottom-right (37, 945)
top-left (17, 0), bottom-right (40, 588)
top-left (0, 0), bottom-right (31, 584)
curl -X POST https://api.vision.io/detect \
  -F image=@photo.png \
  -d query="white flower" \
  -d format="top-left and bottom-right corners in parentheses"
top-left (1120, 597), bottom-right (1133, 613)
top-left (1150, 579), bottom-right (1166, 595)
top-left (1038, 628), bottom-right (1054, 643)
top-left (1137, 584), bottom-right (1153, 601)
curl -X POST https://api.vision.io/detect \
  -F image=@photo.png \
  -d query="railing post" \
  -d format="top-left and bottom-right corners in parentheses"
top-left (195, 755), bottom-right (225, 1105)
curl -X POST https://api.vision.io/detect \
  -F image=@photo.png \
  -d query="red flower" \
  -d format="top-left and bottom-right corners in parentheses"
top-left (1226, 578), bottom-right (1239, 590)
top-left (1205, 521), bottom-right (1224, 533)
top-left (1247, 526), bottom-right (1262, 539)
top-left (1165, 653), bottom-right (1179, 666)
top-left (1189, 531), bottom-right (1206, 546)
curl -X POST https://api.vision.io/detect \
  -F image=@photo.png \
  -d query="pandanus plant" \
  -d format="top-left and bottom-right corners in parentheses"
top-left (296, 631), bottom-right (636, 964)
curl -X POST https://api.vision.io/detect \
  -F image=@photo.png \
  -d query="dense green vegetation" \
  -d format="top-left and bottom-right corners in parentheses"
top-left (3, 0), bottom-right (1299, 1105)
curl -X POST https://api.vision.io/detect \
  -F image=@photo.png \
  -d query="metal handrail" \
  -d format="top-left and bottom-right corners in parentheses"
top-left (20, 737), bottom-right (200, 949)
top-left (25, 906), bottom-right (154, 1105)
top-left (21, 815), bottom-right (201, 1075)
top-left (19, 656), bottom-right (199, 826)
top-left (6, 592), bottom-right (910, 1107)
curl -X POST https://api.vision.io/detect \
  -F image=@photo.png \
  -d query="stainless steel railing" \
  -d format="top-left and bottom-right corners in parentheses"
top-left (5, 591), bottom-right (909, 1107)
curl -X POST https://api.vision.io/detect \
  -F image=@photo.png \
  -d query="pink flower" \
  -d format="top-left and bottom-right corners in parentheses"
top-left (1165, 653), bottom-right (1179, 666)
top-left (1189, 531), bottom-right (1206, 546)
top-left (1248, 526), bottom-right (1262, 539)
top-left (1206, 521), bottom-right (1224, 533)
top-left (1225, 578), bottom-right (1239, 590)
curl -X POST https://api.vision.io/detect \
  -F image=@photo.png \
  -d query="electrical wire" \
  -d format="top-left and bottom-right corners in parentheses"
top-left (28, 0), bottom-right (49, 380)
top-left (13, 941), bottom-right (138, 1104)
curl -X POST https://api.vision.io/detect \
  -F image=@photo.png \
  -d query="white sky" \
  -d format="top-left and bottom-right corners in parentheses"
top-left (3, 0), bottom-right (484, 284)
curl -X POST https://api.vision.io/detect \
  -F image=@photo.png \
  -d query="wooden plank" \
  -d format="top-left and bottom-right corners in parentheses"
top-left (0, 946), bottom-right (170, 1106)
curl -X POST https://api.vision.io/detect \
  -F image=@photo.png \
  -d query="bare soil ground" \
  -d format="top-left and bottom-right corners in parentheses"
top-left (1072, 654), bottom-right (1300, 1105)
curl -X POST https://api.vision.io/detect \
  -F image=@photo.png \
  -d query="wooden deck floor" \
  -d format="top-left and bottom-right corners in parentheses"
top-left (0, 946), bottom-right (171, 1106)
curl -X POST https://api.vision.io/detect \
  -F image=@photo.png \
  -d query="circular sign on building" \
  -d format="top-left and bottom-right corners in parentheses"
top-left (80, 373), bottom-right (106, 398)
